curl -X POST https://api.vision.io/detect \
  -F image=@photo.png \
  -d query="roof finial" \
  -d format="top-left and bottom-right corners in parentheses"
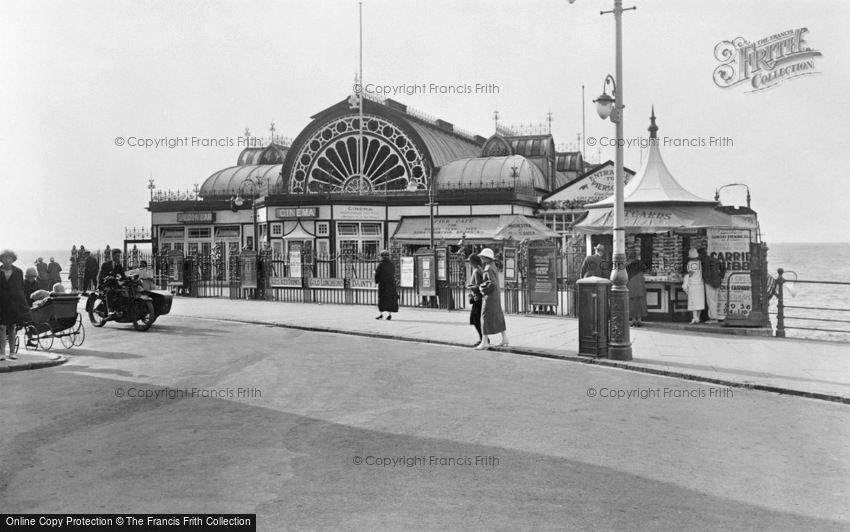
top-left (648, 105), bottom-right (658, 139)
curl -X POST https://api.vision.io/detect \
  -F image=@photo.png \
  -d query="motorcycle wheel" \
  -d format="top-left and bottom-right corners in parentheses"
top-left (132, 300), bottom-right (156, 331)
top-left (88, 297), bottom-right (108, 327)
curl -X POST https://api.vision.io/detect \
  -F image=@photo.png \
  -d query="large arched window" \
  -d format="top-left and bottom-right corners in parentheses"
top-left (289, 114), bottom-right (429, 193)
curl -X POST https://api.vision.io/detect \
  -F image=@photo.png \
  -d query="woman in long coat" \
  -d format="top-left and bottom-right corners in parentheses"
top-left (465, 254), bottom-right (485, 347)
top-left (374, 250), bottom-right (399, 320)
top-left (475, 248), bottom-right (508, 350)
top-left (0, 250), bottom-right (30, 360)
top-left (683, 247), bottom-right (705, 324)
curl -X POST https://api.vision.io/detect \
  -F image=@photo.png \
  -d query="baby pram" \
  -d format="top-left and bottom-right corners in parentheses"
top-left (20, 293), bottom-right (85, 351)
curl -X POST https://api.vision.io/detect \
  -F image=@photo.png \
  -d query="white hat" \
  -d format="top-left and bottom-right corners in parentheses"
top-left (688, 248), bottom-right (698, 259)
top-left (478, 248), bottom-right (495, 261)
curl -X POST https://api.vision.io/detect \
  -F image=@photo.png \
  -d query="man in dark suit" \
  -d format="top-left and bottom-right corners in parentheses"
top-left (99, 249), bottom-right (126, 316)
top-left (580, 244), bottom-right (611, 279)
top-left (98, 249), bottom-right (126, 286)
top-left (699, 247), bottom-right (726, 323)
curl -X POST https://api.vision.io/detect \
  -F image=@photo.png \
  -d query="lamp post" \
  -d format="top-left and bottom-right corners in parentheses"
top-left (584, 0), bottom-right (635, 361)
top-left (714, 183), bottom-right (751, 209)
top-left (231, 176), bottom-right (265, 251)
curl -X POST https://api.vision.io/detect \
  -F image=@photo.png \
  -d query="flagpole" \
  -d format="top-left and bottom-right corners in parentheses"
top-left (358, 1), bottom-right (364, 196)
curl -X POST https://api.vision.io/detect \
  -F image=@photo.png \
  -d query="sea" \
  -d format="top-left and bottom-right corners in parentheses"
top-left (11, 243), bottom-right (850, 342)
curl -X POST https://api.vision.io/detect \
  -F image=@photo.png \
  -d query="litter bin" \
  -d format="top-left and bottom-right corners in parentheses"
top-left (577, 276), bottom-right (610, 358)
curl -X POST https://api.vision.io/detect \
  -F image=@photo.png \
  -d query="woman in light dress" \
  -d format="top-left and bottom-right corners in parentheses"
top-left (683, 247), bottom-right (705, 324)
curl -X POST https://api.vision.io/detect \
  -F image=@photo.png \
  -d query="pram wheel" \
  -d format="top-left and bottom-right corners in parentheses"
top-left (38, 332), bottom-right (54, 351)
top-left (60, 314), bottom-right (85, 348)
top-left (24, 325), bottom-right (38, 351)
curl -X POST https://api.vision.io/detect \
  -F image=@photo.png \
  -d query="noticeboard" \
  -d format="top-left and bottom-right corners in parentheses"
top-left (707, 228), bottom-right (752, 318)
top-left (527, 244), bottom-right (557, 306)
top-left (417, 254), bottom-right (436, 296)
top-left (436, 248), bottom-right (447, 281)
top-left (289, 250), bottom-right (302, 278)
top-left (240, 251), bottom-right (258, 289)
top-left (504, 248), bottom-right (517, 282)
top-left (400, 256), bottom-right (414, 287)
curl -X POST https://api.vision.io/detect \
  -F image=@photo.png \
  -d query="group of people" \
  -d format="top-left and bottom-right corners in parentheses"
top-left (69, 248), bottom-right (101, 293)
top-left (372, 248), bottom-right (509, 350)
top-left (682, 247), bottom-right (726, 325)
top-left (580, 242), bottom-right (727, 326)
top-left (465, 249), bottom-right (509, 350)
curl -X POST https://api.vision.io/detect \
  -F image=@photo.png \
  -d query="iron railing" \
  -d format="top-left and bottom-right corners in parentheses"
top-left (773, 268), bottom-right (850, 338)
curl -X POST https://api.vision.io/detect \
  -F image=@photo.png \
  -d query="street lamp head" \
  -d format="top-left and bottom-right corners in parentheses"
top-left (594, 92), bottom-right (615, 120)
top-left (233, 193), bottom-right (245, 208)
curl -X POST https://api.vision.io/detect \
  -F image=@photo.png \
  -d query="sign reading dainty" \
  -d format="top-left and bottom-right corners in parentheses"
top-left (713, 28), bottom-right (822, 92)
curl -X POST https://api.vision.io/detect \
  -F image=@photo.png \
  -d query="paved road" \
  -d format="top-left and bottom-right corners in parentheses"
top-left (1, 316), bottom-right (848, 531)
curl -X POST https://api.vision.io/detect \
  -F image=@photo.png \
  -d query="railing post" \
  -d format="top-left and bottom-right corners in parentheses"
top-left (775, 268), bottom-right (785, 338)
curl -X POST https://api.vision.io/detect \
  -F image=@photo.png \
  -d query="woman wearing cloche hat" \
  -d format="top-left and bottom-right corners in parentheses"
top-left (682, 247), bottom-right (705, 324)
top-left (475, 248), bottom-right (508, 350)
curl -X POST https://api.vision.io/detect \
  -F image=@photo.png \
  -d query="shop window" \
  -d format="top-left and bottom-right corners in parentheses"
top-left (640, 236), bottom-right (654, 273)
top-left (361, 223), bottom-right (381, 236)
top-left (187, 227), bottom-right (211, 239)
top-left (340, 240), bottom-right (358, 255)
top-left (215, 227), bottom-right (240, 238)
top-left (161, 228), bottom-right (185, 239)
top-left (338, 223), bottom-right (358, 237)
top-left (363, 241), bottom-right (380, 256)
top-left (188, 242), bottom-right (199, 255)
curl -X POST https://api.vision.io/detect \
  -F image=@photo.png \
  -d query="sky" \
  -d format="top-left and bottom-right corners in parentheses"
top-left (2, 0), bottom-right (848, 252)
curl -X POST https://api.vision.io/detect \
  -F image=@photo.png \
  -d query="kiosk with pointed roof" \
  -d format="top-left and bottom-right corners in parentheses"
top-left (575, 109), bottom-right (761, 323)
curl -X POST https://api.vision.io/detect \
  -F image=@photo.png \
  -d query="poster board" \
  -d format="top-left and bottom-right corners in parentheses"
top-left (400, 256), bottom-right (414, 287)
top-left (436, 248), bottom-right (447, 281)
top-left (707, 228), bottom-right (752, 318)
top-left (527, 244), bottom-right (558, 306)
top-left (504, 248), bottom-right (517, 281)
top-left (240, 250), bottom-right (257, 289)
top-left (416, 254), bottom-right (436, 296)
top-left (289, 250), bottom-right (302, 278)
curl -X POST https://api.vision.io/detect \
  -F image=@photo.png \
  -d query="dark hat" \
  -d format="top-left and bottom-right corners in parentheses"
top-left (465, 254), bottom-right (482, 265)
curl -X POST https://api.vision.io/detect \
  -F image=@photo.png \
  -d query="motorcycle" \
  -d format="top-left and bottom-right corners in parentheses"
top-left (86, 271), bottom-right (172, 331)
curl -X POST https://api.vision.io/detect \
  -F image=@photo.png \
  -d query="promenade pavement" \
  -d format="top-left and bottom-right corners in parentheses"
top-left (168, 297), bottom-right (850, 404)
top-left (3, 296), bottom-right (848, 404)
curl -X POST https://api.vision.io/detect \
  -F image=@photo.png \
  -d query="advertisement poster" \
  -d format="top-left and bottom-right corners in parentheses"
top-left (504, 248), bottom-right (517, 281)
top-left (527, 245), bottom-right (558, 306)
top-left (400, 256), bottom-right (414, 287)
top-left (289, 250), bottom-right (302, 278)
top-left (417, 255), bottom-right (436, 296)
top-left (707, 228), bottom-right (752, 318)
top-left (436, 248), bottom-right (447, 281)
